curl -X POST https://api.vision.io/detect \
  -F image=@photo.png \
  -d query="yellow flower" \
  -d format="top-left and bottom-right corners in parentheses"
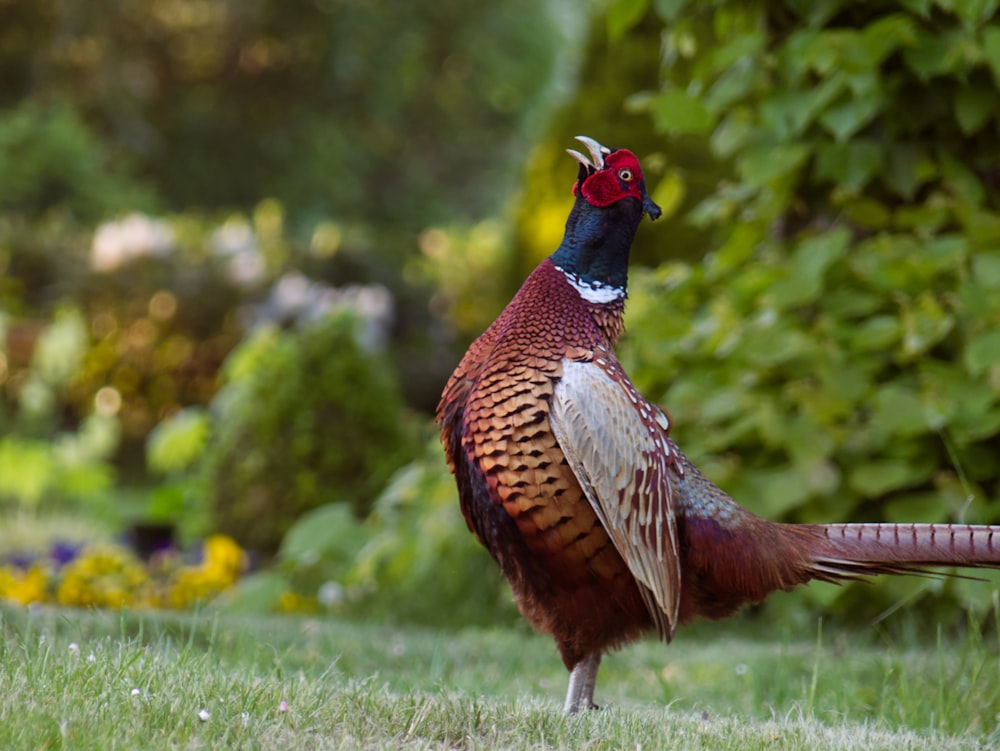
top-left (0, 537), bottom-right (249, 612)
top-left (277, 591), bottom-right (318, 614)
top-left (167, 568), bottom-right (214, 609)
top-left (56, 546), bottom-right (148, 609)
top-left (202, 534), bottom-right (248, 584)
top-left (0, 565), bottom-right (48, 606)
top-left (164, 536), bottom-right (248, 609)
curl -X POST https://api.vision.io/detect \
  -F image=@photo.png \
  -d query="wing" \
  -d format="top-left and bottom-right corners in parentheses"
top-left (550, 352), bottom-right (683, 641)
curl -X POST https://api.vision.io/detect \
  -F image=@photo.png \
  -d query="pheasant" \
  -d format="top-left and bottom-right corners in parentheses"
top-left (436, 135), bottom-right (1000, 713)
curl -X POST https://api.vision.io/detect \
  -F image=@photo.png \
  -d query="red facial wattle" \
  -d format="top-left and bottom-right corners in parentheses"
top-left (576, 149), bottom-right (645, 207)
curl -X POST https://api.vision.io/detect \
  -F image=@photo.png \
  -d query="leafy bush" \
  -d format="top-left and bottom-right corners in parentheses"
top-left (228, 439), bottom-right (518, 627)
top-left (144, 408), bottom-right (213, 540)
top-left (608, 0), bottom-right (1000, 622)
top-left (344, 440), bottom-right (518, 626)
top-left (206, 314), bottom-right (417, 555)
top-left (624, 238), bottom-right (1000, 619)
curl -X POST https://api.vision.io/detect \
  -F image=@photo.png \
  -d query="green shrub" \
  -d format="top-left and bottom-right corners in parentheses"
top-left (206, 314), bottom-right (417, 555)
top-left (344, 440), bottom-right (518, 627)
top-left (229, 438), bottom-right (518, 627)
top-left (144, 407), bottom-right (213, 540)
top-left (622, 236), bottom-right (1000, 620)
top-left (608, 0), bottom-right (1000, 623)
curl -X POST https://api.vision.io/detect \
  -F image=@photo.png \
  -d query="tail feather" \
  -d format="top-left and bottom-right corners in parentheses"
top-left (803, 523), bottom-right (1000, 583)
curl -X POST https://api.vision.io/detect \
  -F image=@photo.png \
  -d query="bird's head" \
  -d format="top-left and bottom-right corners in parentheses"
top-left (566, 136), bottom-right (661, 221)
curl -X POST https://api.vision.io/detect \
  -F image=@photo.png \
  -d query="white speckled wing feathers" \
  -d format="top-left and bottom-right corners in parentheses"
top-left (550, 355), bottom-right (682, 640)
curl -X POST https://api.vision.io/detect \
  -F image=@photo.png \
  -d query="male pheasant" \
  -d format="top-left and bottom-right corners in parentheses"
top-left (436, 136), bottom-right (1000, 713)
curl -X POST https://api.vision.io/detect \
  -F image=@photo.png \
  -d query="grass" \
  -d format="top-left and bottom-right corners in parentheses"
top-left (0, 605), bottom-right (997, 750)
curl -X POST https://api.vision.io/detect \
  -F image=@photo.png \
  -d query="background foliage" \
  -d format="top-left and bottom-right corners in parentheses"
top-left (615, 0), bottom-right (1000, 618)
top-left (0, 0), bottom-right (564, 227)
top-left (3, 0), bottom-right (1000, 629)
top-left (204, 313), bottom-right (415, 555)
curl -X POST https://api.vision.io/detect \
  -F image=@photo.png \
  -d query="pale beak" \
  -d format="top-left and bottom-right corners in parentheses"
top-left (565, 135), bottom-right (611, 171)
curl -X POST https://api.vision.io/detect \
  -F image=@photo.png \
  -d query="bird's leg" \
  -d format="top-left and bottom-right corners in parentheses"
top-left (563, 652), bottom-right (602, 713)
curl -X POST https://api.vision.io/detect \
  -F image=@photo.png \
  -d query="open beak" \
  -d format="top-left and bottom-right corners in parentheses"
top-left (566, 135), bottom-right (611, 173)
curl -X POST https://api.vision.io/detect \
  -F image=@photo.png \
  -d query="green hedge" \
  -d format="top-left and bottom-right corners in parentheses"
top-left (608, 0), bottom-right (1000, 620)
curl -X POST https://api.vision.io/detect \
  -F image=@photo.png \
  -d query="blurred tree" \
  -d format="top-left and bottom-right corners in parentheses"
top-left (0, 0), bottom-right (581, 414)
top-left (0, 102), bottom-right (153, 221)
top-left (0, 0), bottom-right (567, 228)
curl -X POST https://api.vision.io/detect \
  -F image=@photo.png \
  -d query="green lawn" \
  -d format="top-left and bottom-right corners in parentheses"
top-left (0, 605), bottom-right (997, 750)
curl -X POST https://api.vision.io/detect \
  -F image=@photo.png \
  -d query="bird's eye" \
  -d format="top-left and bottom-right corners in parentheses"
top-left (618, 168), bottom-right (634, 182)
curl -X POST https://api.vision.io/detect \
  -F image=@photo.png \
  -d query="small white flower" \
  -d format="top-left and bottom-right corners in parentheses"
top-left (210, 219), bottom-right (257, 258)
top-left (131, 688), bottom-right (141, 697)
top-left (228, 249), bottom-right (266, 287)
top-left (271, 273), bottom-right (311, 317)
top-left (317, 581), bottom-right (344, 608)
top-left (68, 642), bottom-right (79, 652)
top-left (91, 213), bottom-right (174, 272)
top-left (87, 653), bottom-right (97, 663)
top-left (197, 709), bottom-right (211, 722)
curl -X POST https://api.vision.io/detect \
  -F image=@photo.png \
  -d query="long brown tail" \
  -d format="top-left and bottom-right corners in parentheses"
top-left (801, 523), bottom-right (1000, 583)
top-left (668, 440), bottom-right (1000, 604)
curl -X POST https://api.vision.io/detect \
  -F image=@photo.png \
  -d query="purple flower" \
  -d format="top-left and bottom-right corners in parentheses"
top-left (7, 553), bottom-right (35, 569)
top-left (50, 541), bottom-right (82, 567)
